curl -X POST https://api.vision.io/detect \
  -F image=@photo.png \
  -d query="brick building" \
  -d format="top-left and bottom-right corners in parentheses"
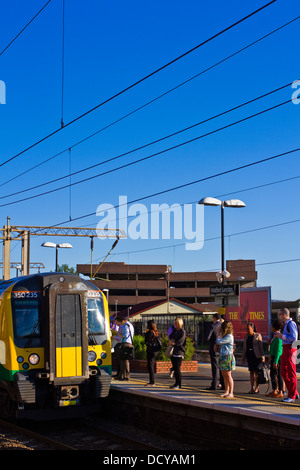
top-left (77, 259), bottom-right (257, 314)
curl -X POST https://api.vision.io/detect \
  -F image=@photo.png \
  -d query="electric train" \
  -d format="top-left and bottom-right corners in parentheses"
top-left (0, 272), bottom-right (112, 419)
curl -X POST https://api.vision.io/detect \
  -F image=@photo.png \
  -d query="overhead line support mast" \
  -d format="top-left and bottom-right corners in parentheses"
top-left (1, 217), bottom-right (126, 280)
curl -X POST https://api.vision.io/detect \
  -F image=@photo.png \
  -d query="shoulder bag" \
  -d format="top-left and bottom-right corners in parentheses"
top-left (119, 323), bottom-right (135, 361)
top-left (165, 344), bottom-right (174, 358)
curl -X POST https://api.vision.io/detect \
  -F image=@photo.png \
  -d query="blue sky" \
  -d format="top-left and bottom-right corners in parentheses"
top-left (0, 0), bottom-right (299, 300)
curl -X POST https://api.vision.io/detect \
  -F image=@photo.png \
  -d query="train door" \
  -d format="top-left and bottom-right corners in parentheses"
top-left (55, 294), bottom-right (82, 378)
top-left (46, 275), bottom-right (89, 384)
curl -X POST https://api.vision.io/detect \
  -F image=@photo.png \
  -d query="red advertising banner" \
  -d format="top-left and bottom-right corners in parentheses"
top-left (225, 287), bottom-right (271, 342)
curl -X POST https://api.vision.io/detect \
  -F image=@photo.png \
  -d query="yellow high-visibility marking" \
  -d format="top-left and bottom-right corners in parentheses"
top-left (56, 347), bottom-right (82, 377)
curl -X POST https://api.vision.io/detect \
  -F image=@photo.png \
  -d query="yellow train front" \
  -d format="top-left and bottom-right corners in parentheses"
top-left (0, 272), bottom-right (112, 419)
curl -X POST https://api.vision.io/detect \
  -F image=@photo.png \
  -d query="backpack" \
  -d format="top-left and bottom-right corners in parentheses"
top-left (150, 336), bottom-right (162, 352)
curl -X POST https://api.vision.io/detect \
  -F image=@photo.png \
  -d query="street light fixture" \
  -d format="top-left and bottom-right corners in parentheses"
top-left (41, 242), bottom-right (72, 272)
top-left (198, 197), bottom-right (245, 299)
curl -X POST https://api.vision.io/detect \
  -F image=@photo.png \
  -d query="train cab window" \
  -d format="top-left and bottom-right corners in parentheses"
top-left (87, 297), bottom-right (105, 345)
top-left (12, 298), bottom-right (42, 348)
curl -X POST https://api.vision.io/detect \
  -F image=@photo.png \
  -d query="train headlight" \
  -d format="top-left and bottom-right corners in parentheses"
top-left (28, 353), bottom-right (40, 365)
top-left (88, 351), bottom-right (97, 362)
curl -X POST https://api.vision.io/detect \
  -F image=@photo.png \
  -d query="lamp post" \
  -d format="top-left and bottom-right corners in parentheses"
top-left (164, 265), bottom-right (172, 314)
top-left (198, 197), bottom-right (245, 306)
top-left (41, 242), bottom-right (72, 272)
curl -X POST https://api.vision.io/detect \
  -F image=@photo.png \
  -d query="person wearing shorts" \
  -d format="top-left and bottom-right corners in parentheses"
top-left (215, 321), bottom-right (235, 399)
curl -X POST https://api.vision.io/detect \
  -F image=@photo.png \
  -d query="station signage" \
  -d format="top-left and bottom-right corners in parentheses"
top-left (210, 285), bottom-right (238, 296)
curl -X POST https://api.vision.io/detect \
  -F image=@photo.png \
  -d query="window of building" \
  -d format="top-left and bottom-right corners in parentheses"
top-left (138, 289), bottom-right (165, 297)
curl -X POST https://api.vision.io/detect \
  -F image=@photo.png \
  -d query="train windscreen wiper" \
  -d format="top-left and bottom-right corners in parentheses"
top-left (24, 320), bottom-right (40, 348)
top-left (88, 328), bottom-right (98, 345)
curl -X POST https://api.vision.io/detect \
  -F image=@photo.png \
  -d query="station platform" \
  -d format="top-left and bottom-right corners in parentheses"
top-left (105, 362), bottom-right (300, 450)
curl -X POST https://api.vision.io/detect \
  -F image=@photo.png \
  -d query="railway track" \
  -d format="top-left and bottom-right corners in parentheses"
top-left (0, 417), bottom-right (164, 451)
top-left (0, 419), bottom-right (76, 450)
top-left (0, 378), bottom-right (294, 451)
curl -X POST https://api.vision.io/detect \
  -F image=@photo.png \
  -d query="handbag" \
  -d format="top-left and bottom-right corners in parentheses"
top-left (165, 344), bottom-right (174, 358)
top-left (150, 335), bottom-right (162, 353)
top-left (257, 363), bottom-right (269, 385)
top-left (119, 322), bottom-right (135, 360)
top-left (119, 342), bottom-right (134, 360)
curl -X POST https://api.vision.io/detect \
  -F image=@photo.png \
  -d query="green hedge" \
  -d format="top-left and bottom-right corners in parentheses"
top-left (133, 334), bottom-right (195, 361)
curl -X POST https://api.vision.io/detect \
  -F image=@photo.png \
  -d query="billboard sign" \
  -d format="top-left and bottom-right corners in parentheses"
top-left (225, 286), bottom-right (271, 342)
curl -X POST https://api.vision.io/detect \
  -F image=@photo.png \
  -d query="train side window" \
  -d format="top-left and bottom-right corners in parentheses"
top-left (12, 299), bottom-right (42, 348)
top-left (88, 297), bottom-right (105, 344)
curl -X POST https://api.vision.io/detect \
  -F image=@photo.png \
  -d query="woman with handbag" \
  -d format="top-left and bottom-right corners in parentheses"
top-left (144, 320), bottom-right (161, 386)
top-left (169, 317), bottom-right (186, 389)
top-left (241, 322), bottom-right (265, 394)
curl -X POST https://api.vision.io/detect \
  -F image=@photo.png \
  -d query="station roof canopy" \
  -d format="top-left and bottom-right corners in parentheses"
top-left (117, 298), bottom-right (215, 320)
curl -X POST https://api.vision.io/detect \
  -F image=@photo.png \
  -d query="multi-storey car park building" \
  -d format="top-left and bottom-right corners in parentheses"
top-left (76, 259), bottom-right (257, 314)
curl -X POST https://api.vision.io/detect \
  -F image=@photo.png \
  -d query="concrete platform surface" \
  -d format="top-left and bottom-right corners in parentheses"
top-left (111, 362), bottom-right (300, 427)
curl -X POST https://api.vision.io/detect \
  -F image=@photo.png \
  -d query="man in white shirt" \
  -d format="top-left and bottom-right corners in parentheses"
top-left (114, 317), bottom-right (134, 381)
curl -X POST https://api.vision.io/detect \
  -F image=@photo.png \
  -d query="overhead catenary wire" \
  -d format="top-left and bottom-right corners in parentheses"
top-left (24, 157), bottom-right (300, 241)
top-left (0, 0), bottom-right (277, 169)
top-left (89, 247), bottom-right (300, 280)
top-left (0, 94), bottom-right (296, 207)
top-left (1, 1), bottom-right (297, 292)
top-left (79, 172), bottom-right (300, 231)
top-left (32, 144), bottom-right (300, 229)
top-left (0, 80), bottom-right (293, 200)
top-left (91, 250), bottom-right (300, 275)
top-left (104, 216), bottom-right (300, 258)
top-left (0, 0), bottom-right (52, 57)
top-left (109, 251), bottom-right (300, 270)
top-left (2, 13), bottom-right (298, 188)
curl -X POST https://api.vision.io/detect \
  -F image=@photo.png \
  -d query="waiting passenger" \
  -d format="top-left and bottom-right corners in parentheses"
top-left (111, 317), bottom-right (123, 378)
top-left (276, 308), bottom-right (299, 403)
top-left (241, 322), bottom-right (265, 394)
top-left (169, 317), bottom-right (186, 389)
top-left (215, 320), bottom-right (235, 398)
top-left (267, 320), bottom-right (284, 398)
top-left (113, 316), bottom-right (134, 381)
top-left (207, 313), bottom-right (225, 390)
top-left (167, 321), bottom-right (175, 378)
top-left (144, 320), bottom-right (161, 386)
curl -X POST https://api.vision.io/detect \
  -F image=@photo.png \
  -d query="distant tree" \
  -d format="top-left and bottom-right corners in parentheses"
top-left (57, 264), bottom-right (77, 274)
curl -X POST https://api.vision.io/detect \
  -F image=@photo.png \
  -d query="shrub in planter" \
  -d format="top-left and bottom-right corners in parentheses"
top-left (132, 334), bottom-right (195, 361)
top-left (132, 335), bottom-right (147, 359)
